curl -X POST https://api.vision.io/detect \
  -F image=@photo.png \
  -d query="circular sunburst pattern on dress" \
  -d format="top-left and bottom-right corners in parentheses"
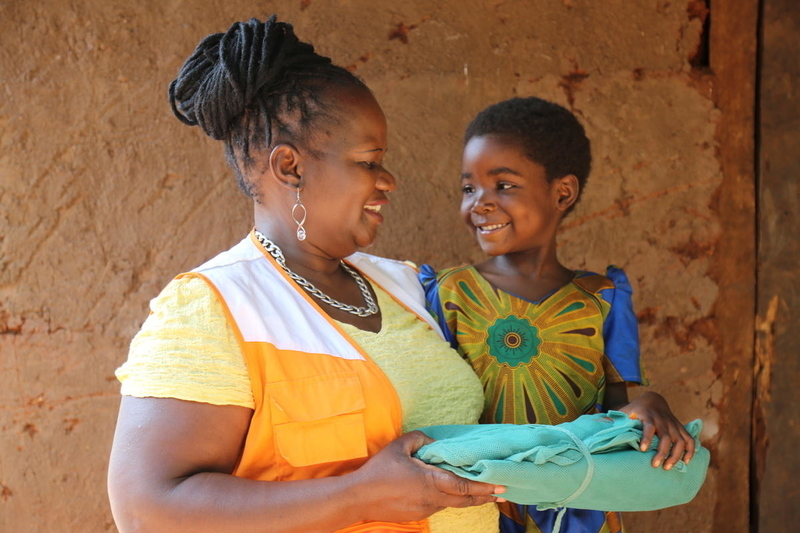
top-left (438, 267), bottom-right (615, 425)
top-left (487, 315), bottom-right (541, 367)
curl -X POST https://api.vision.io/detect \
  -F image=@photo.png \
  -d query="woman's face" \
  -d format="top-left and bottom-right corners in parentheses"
top-left (300, 88), bottom-right (395, 258)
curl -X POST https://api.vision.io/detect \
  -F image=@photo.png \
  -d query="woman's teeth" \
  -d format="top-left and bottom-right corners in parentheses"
top-left (364, 205), bottom-right (382, 212)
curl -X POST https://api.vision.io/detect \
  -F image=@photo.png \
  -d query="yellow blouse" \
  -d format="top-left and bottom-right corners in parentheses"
top-left (118, 276), bottom-right (498, 532)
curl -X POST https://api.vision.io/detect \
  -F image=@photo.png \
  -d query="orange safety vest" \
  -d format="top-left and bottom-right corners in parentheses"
top-left (181, 233), bottom-right (440, 533)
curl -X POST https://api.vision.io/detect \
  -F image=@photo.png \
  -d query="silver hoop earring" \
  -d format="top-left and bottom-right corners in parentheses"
top-left (292, 186), bottom-right (308, 241)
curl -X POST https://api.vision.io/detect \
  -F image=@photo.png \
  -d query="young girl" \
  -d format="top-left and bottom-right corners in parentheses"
top-left (421, 97), bottom-right (696, 533)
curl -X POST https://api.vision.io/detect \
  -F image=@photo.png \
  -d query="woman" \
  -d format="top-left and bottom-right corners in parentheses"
top-left (107, 16), bottom-right (503, 533)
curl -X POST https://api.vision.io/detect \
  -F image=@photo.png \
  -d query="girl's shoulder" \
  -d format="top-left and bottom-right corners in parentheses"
top-left (438, 264), bottom-right (475, 279)
top-left (418, 263), bottom-right (475, 285)
top-left (572, 266), bottom-right (632, 297)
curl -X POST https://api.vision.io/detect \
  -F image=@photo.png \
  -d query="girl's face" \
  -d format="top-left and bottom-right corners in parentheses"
top-left (460, 134), bottom-right (566, 257)
top-left (300, 88), bottom-right (396, 258)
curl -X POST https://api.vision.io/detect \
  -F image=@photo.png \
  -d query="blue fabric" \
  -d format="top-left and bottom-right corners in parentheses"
top-left (416, 411), bottom-right (710, 513)
top-left (499, 505), bottom-right (610, 533)
top-left (498, 510), bottom-right (528, 533)
top-left (598, 266), bottom-right (644, 384)
top-left (418, 264), bottom-right (457, 348)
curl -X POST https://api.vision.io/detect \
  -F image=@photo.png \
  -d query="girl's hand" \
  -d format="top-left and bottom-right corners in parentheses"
top-left (349, 431), bottom-right (506, 523)
top-left (618, 391), bottom-right (696, 470)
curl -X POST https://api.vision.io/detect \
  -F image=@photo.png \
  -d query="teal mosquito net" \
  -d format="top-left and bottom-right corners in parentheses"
top-left (415, 411), bottom-right (709, 514)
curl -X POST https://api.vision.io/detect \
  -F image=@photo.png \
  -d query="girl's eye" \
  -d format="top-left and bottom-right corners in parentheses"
top-left (462, 184), bottom-right (475, 194)
top-left (498, 182), bottom-right (516, 191)
top-left (360, 161), bottom-right (382, 170)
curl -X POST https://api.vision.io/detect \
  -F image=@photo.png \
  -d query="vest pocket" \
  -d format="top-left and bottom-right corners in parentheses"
top-left (268, 372), bottom-right (368, 467)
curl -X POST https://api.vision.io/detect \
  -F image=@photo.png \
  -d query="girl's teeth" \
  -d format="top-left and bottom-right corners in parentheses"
top-left (480, 223), bottom-right (507, 231)
top-left (364, 205), bottom-right (382, 212)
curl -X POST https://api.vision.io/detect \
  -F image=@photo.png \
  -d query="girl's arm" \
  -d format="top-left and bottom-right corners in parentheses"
top-left (600, 268), bottom-right (695, 471)
top-left (603, 381), bottom-right (630, 411)
top-left (108, 396), bottom-right (503, 533)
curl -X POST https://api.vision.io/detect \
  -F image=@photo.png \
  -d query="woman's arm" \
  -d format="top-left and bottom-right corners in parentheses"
top-left (108, 396), bottom-right (503, 533)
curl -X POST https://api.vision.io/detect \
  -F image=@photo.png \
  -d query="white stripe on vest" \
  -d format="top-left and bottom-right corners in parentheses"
top-left (193, 236), bottom-right (444, 360)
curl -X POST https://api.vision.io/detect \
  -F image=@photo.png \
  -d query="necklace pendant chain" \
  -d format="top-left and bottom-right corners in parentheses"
top-left (254, 230), bottom-right (379, 318)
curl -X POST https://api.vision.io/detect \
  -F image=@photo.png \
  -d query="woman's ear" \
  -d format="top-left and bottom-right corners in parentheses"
top-left (268, 144), bottom-right (303, 190)
top-left (555, 174), bottom-right (580, 212)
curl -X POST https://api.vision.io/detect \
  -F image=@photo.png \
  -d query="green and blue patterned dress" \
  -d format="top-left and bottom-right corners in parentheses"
top-left (420, 264), bottom-right (644, 533)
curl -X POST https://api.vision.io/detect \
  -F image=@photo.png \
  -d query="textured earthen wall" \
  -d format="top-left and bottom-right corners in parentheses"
top-left (1, 1), bottom-right (755, 530)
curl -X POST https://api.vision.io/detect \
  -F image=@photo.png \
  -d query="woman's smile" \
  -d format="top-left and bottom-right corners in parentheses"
top-left (363, 202), bottom-right (386, 223)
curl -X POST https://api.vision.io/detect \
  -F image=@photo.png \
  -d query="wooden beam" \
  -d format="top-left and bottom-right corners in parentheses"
top-left (708, 0), bottom-right (759, 531)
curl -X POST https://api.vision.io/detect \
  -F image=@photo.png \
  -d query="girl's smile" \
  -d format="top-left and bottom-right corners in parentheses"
top-left (460, 134), bottom-right (566, 257)
top-left (475, 222), bottom-right (510, 234)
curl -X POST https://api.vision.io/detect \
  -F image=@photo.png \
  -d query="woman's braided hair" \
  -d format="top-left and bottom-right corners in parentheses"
top-left (169, 16), bottom-right (368, 195)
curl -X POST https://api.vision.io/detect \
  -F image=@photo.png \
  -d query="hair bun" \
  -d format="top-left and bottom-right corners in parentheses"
top-left (168, 16), bottom-right (329, 140)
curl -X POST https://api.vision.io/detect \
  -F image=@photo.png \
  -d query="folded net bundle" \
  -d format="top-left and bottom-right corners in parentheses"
top-left (416, 411), bottom-right (709, 513)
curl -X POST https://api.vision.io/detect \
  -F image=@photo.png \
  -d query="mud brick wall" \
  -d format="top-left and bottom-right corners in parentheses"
top-left (1, 1), bottom-right (759, 530)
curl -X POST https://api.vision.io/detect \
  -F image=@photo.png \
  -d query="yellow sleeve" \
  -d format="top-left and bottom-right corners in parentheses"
top-left (116, 276), bottom-right (254, 409)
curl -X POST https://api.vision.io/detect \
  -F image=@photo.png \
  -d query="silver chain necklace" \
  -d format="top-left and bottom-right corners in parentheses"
top-left (254, 230), bottom-right (378, 317)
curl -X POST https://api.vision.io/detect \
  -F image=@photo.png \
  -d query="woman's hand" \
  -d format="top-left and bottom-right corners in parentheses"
top-left (618, 391), bottom-right (696, 470)
top-left (347, 431), bottom-right (506, 523)
top-left (109, 398), bottom-right (503, 533)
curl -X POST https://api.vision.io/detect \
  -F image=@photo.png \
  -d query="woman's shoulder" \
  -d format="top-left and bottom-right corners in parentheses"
top-left (152, 275), bottom-right (222, 315)
top-left (348, 252), bottom-right (424, 294)
top-left (348, 251), bottom-right (419, 273)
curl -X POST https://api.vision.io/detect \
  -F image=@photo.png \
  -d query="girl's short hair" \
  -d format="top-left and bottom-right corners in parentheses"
top-left (465, 97), bottom-right (592, 210)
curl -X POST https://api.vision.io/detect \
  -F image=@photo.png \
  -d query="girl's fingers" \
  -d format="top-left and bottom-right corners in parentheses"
top-left (662, 435), bottom-right (686, 470)
top-left (651, 430), bottom-right (674, 468)
top-left (679, 426), bottom-right (696, 465)
top-left (640, 420), bottom-right (657, 452)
